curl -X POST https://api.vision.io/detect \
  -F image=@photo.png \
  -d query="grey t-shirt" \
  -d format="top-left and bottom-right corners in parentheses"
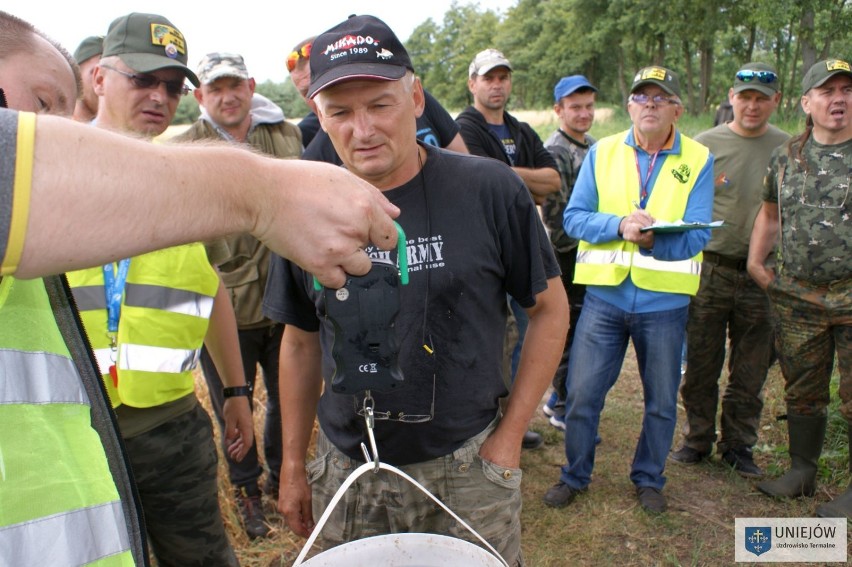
top-left (694, 123), bottom-right (790, 258)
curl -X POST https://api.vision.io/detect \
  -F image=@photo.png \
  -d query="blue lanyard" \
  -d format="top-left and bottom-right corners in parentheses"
top-left (102, 259), bottom-right (130, 334)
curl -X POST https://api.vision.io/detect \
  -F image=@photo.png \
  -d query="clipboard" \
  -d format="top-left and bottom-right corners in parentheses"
top-left (640, 220), bottom-right (725, 233)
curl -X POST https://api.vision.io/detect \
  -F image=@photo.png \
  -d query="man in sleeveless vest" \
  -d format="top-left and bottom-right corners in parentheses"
top-left (65, 14), bottom-right (252, 566)
top-left (0, 11), bottom-right (146, 566)
top-left (542, 66), bottom-right (715, 514)
top-left (176, 51), bottom-right (303, 538)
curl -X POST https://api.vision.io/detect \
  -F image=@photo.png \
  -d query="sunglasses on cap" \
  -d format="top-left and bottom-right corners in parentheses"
top-left (100, 65), bottom-right (190, 97)
top-left (736, 70), bottom-right (777, 84)
top-left (286, 43), bottom-right (312, 72)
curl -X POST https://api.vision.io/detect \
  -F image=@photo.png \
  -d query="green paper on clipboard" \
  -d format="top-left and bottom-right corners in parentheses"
top-left (639, 220), bottom-right (725, 233)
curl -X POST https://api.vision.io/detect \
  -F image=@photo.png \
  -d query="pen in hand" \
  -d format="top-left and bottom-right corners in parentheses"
top-left (632, 200), bottom-right (643, 209)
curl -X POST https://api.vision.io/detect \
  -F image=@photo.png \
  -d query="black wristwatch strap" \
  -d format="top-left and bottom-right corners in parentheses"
top-left (223, 385), bottom-right (251, 398)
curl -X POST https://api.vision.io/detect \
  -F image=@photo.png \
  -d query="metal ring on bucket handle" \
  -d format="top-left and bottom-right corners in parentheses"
top-left (292, 460), bottom-right (510, 566)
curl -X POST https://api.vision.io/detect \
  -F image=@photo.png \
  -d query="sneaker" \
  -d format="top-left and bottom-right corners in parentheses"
top-left (542, 481), bottom-right (586, 508)
top-left (721, 447), bottom-right (764, 478)
top-left (236, 485), bottom-right (270, 539)
top-left (522, 430), bottom-right (543, 450)
top-left (669, 445), bottom-right (710, 465)
top-left (542, 391), bottom-right (559, 417)
top-left (549, 414), bottom-right (566, 431)
top-left (637, 486), bottom-right (667, 514)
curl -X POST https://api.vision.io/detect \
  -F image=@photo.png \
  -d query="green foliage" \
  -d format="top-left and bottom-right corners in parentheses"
top-left (255, 80), bottom-right (309, 121)
top-left (174, 95), bottom-right (200, 125)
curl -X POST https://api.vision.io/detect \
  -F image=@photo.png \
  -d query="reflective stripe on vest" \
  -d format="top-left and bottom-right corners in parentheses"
top-left (119, 343), bottom-right (201, 373)
top-left (0, 501), bottom-right (130, 567)
top-left (576, 249), bottom-right (700, 276)
top-left (574, 131), bottom-right (706, 295)
top-left (73, 283), bottom-right (214, 318)
top-left (0, 349), bottom-right (87, 404)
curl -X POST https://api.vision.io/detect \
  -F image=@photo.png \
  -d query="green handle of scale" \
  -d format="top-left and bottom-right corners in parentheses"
top-left (313, 221), bottom-right (408, 290)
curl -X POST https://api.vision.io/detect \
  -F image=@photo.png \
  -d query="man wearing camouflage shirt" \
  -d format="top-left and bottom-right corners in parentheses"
top-left (541, 75), bottom-right (597, 429)
top-left (748, 58), bottom-right (852, 519)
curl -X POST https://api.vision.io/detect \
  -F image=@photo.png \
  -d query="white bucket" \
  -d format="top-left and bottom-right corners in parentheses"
top-left (292, 461), bottom-right (510, 567)
top-left (300, 533), bottom-right (505, 566)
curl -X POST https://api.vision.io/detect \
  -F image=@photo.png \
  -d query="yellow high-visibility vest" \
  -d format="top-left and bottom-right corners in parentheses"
top-left (0, 275), bottom-right (137, 565)
top-left (67, 244), bottom-right (218, 408)
top-left (575, 132), bottom-right (707, 295)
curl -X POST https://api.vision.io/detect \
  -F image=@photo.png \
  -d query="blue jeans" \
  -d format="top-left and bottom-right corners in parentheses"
top-left (560, 293), bottom-right (688, 491)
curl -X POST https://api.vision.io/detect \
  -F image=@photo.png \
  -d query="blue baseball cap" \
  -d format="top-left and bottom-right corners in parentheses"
top-left (554, 75), bottom-right (597, 102)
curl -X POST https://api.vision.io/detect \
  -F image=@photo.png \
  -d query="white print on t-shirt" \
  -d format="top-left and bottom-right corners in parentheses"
top-left (366, 234), bottom-right (445, 273)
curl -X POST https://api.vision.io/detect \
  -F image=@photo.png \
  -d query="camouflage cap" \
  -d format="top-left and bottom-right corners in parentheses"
top-left (102, 12), bottom-right (199, 87)
top-left (197, 52), bottom-right (250, 85)
top-left (801, 59), bottom-right (852, 94)
top-left (73, 35), bottom-right (104, 65)
top-left (631, 66), bottom-right (681, 98)
top-left (469, 49), bottom-right (512, 77)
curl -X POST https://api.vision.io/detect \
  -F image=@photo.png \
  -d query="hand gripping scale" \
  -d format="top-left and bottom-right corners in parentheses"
top-left (314, 222), bottom-right (409, 395)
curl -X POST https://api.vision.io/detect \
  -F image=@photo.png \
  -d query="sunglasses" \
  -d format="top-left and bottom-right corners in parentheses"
top-left (629, 93), bottom-right (679, 106)
top-left (100, 64), bottom-right (190, 97)
top-left (286, 43), bottom-right (312, 72)
top-left (736, 70), bottom-right (778, 84)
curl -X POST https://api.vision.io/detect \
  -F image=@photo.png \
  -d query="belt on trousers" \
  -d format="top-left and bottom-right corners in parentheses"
top-left (702, 251), bottom-right (747, 271)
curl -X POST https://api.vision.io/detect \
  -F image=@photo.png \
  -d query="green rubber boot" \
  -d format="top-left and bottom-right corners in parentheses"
top-left (815, 424), bottom-right (852, 519)
top-left (758, 413), bottom-right (826, 499)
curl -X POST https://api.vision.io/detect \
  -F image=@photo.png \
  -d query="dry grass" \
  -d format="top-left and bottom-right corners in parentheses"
top-left (195, 345), bottom-right (849, 566)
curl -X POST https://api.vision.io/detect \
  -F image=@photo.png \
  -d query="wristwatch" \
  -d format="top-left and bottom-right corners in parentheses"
top-left (222, 385), bottom-right (251, 398)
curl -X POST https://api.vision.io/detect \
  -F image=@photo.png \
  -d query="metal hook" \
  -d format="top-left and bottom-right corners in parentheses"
top-left (359, 392), bottom-right (381, 473)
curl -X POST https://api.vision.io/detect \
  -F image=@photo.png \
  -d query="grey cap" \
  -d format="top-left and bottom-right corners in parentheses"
top-left (732, 62), bottom-right (780, 96)
top-left (801, 58), bottom-right (852, 94)
top-left (469, 48), bottom-right (512, 77)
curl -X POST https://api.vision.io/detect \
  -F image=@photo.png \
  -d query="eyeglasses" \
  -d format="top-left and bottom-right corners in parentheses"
top-left (100, 65), bottom-right (190, 97)
top-left (629, 93), bottom-right (679, 106)
top-left (797, 173), bottom-right (849, 210)
top-left (736, 70), bottom-right (778, 84)
top-left (286, 43), bottom-right (312, 72)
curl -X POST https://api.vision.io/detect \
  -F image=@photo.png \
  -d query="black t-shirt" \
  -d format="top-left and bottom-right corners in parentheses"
top-left (263, 144), bottom-right (559, 465)
top-left (297, 111), bottom-right (321, 147)
top-left (302, 90), bottom-right (461, 165)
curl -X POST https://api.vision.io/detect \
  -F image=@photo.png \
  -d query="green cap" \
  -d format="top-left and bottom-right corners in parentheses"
top-left (73, 36), bottom-right (104, 65)
top-left (631, 66), bottom-right (681, 98)
top-left (732, 62), bottom-right (780, 96)
top-left (801, 58), bottom-right (852, 94)
top-left (102, 12), bottom-right (199, 87)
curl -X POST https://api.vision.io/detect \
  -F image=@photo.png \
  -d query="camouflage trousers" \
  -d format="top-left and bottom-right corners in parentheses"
top-left (308, 419), bottom-right (524, 566)
top-left (679, 263), bottom-right (774, 453)
top-left (123, 404), bottom-right (238, 567)
top-left (767, 273), bottom-right (852, 419)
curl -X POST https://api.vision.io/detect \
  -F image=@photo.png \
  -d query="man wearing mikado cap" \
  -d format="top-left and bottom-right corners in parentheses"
top-left (266, 14), bottom-right (568, 566)
top-left (671, 62), bottom-right (789, 479)
top-left (749, 58), bottom-right (852, 519)
top-left (72, 35), bottom-right (103, 122)
top-left (540, 75), bottom-right (598, 430)
top-left (543, 65), bottom-right (715, 514)
top-left (67, 12), bottom-right (249, 566)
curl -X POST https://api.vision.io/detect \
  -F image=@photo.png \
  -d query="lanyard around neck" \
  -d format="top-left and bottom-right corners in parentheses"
top-left (634, 148), bottom-right (661, 208)
top-left (102, 259), bottom-right (130, 334)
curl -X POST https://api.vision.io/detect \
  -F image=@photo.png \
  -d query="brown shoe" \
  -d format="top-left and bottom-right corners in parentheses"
top-left (236, 485), bottom-right (270, 539)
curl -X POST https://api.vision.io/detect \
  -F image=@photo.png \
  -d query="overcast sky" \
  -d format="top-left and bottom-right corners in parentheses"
top-left (5, 1), bottom-right (516, 83)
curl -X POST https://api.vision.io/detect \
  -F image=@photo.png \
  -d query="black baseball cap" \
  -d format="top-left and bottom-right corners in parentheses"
top-left (308, 14), bottom-right (414, 99)
top-left (631, 66), bottom-right (681, 98)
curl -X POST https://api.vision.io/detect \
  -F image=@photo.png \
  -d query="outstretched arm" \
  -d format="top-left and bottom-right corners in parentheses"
top-left (5, 111), bottom-right (399, 287)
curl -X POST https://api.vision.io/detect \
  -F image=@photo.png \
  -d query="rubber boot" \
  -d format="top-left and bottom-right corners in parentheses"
top-left (757, 413), bottom-right (826, 499)
top-left (815, 424), bottom-right (852, 519)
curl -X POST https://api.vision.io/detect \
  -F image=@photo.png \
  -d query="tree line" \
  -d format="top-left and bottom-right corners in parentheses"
top-left (175, 0), bottom-right (851, 124)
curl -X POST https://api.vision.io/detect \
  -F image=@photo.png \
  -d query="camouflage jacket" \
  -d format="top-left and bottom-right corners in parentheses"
top-left (542, 130), bottom-right (595, 252)
top-left (763, 136), bottom-right (851, 284)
